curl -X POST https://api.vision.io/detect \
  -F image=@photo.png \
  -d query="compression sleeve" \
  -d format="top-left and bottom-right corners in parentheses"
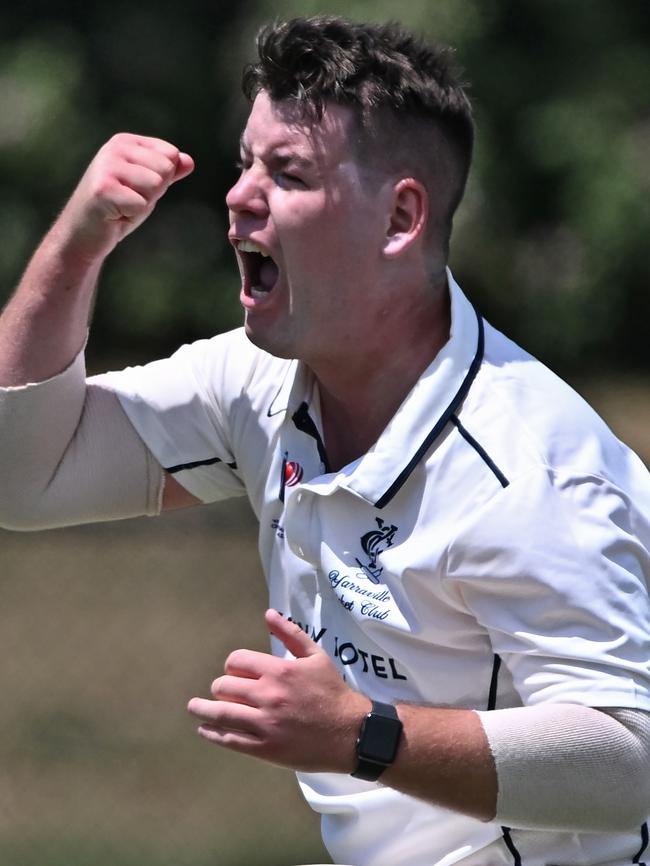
top-left (0, 350), bottom-right (163, 530)
top-left (475, 704), bottom-right (650, 832)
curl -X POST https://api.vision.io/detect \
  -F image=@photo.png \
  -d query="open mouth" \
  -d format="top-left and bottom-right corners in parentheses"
top-left (237, 239), bottom-right (280, 298)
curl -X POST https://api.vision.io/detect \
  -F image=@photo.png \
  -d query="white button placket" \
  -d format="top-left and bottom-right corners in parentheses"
top-left (284, 487), bottom-right (319, 565)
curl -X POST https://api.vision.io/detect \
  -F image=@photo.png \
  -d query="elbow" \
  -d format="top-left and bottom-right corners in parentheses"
top-left (597, 792), bottom-right (650, 834)
top-left (0, 503), bottom-right (49, 532)
top-left (591, 752), bottom-right (650, 832)
top-left (515, 774), bottom-right (650, 834)
top-left (0, 489), bottom-right (61, 531)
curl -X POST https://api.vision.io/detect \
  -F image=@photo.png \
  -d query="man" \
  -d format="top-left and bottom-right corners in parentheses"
top-left (1, 16), bottom-right (650, 866)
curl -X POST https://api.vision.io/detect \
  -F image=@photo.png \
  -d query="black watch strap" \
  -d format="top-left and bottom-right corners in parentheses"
top-left (352, 700), bottom-right (403, 782)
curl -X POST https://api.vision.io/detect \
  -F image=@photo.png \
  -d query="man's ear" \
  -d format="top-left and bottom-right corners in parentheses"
top-left (382, 178), bottom-right (428, 259)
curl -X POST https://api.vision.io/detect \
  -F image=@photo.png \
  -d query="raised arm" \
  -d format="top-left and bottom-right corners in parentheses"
top-left (0, 134), bottom-right (194, 386)
top-left (0, 135), bottom-right (199, 529)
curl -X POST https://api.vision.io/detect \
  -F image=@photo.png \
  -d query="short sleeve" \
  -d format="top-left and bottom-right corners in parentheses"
top-left (92, 331), bottom-right (249, 504)
top-left (446, 465), bottom-right (650, 710)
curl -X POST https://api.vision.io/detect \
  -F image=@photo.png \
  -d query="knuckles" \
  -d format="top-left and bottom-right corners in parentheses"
top-left (272, 659), bottom-right (295, 682)
top-left (97, 133), bottom-right (180, 181)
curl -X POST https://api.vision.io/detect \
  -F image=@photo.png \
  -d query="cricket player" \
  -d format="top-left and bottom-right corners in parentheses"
top-left (1, 16), bottom-right (650, 866)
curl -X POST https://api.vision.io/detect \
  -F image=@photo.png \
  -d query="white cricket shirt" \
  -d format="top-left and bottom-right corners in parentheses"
top-left (101, 273), bottom-right (650, 866)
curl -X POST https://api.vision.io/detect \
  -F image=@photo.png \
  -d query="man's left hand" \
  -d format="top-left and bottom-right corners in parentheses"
top-left (187, 609), bottom-right (370, 772)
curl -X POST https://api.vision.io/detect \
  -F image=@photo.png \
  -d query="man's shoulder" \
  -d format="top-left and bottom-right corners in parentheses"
top-left (188, 327), bottom-right (285, 369)
top-left (99, 327), bottom-right (297, 420)
top-left (467, 320), bottom-right (642, 486)
top-left (168, 326), bottom-right (295, 395)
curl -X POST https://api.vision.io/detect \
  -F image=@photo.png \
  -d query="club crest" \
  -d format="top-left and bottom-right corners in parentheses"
top-left (355, 517), bottom-right (398, 584)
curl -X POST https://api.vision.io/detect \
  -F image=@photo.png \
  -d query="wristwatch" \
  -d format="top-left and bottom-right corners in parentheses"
top-left (351, 700), bottom-right (403, 781)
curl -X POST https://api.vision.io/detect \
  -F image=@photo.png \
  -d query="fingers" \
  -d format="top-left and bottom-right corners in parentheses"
top-left (173, 152), bottom-right (195, 183)
top-left (265, 608), bottom-right (322, 659)
top-left (187, 697), bottom-right (271, 753)
top-left (187, 611), bottom-right (356, 771)
top-left (62, 133), bottom-right (195, 260)
top-left (187, 696), bottom-right (261, 734)
top-left (121, 136), bottom-right (192, 183)
top-left (117, 134), bottom-right (190, 171)
top-left (197, 726), bottom-right (261, 752)
top-left (101, 134), bottom-right (191, 206)
top-left (111, 163), bottom-right (175, 206)
top-left (223, 647), bottom-right (284, 679)
top-left (211, 673), bottom-right (259, 705)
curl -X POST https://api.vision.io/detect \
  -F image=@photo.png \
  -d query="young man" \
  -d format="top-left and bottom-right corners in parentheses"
top-left (1, 16), bottom-right (650, 866)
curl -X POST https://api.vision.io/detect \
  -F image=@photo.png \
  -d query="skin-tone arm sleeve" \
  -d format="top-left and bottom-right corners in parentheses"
top-left (190, 613), bottom-right (650, 831)
top-left (0, 135), bottom-right (195, 528)
top-left (0, 349), bottom-right (163, 530)
top-left (475, 704), bottom-right (650, 831)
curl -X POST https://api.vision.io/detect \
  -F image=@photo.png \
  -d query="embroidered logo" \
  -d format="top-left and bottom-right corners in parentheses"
top-left (355, 517), bottom-right (398, 584)
top-left (279, 452), bottom-right (304, 502)
top-left (284, 460), bottom-right (304, 487)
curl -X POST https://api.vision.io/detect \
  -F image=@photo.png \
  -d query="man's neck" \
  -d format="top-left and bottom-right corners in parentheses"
top-left (314, 283), bottom-right (451, 472)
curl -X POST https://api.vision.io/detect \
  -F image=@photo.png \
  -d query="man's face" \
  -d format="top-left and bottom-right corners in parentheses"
top-left (226, 91), bottom-right (391, 365)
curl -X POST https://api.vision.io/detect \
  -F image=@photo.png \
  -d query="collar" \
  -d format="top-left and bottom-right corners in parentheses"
top-left (266, 357), bottom-right (307, 418)
top-left (265, 271), bottom-right (484, 508)
top-left (345, 271), bottom-right (483, 507)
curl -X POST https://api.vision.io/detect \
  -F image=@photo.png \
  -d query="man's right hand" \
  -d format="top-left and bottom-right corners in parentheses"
top-left (0, 134), bottom-right (194, 386)
top-left (55, 134), bottom-right (195, 263)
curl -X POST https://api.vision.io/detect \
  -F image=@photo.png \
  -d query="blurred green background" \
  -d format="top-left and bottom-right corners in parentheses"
top-left (1, 1), bottom-right (649, 864)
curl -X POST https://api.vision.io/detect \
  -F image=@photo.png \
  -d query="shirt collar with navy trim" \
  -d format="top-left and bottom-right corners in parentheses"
top-left (265, 270), bottom-right (484, 508)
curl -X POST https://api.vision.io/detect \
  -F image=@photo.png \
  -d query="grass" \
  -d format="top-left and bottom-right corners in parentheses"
top-left (0, 500), bottom-right (329, 866)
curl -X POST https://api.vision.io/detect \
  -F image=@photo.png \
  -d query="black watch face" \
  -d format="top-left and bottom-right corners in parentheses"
top-left (359, 714), bottom-right (401, 763)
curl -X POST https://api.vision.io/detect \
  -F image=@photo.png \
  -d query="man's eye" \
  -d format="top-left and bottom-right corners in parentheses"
top-left (275, 171), bottom-right (306, 188)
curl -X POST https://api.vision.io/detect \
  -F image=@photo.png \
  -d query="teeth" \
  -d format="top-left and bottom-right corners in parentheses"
top-left (238, 239), bottom-right (267, 255)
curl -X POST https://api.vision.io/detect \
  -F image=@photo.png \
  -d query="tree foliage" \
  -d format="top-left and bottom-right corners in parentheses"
top-left (1, 0), bottom-right (648, 374)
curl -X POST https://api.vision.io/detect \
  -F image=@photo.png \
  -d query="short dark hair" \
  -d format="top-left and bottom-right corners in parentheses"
top-left (242, 16), bottom-right (474, 255)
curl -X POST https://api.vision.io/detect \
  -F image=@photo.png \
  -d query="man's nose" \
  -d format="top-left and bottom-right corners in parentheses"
top-left (226, 170), bottom-right (268, 218)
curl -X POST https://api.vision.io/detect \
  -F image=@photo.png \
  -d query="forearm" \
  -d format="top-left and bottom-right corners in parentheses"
top-left (0, 134), bottom-right (194, 528)
top-left (0, 133), bottom-right (194, 387)
top-left (477, 703), bottom-right (650, 831)
top-left (372, 702), bottom-right (650, 831)
top-left (0, 226), bottom-right (102, 386)
top-left (189, 614), bottom-right (650, 831)
top-left (188, 613), bottom-right (499, 820)
top-left (381, 704), bottom-right (497, 821)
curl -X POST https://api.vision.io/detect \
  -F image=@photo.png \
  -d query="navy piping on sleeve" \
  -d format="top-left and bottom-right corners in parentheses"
top-left (450, 415), bottom-right (509, 489)
top-left (487, 654), bottom-right (502, 712)
top-left (486, 654), bottom-right (524, 863)
top-left (165, 456), bottom-right (237, 474)
top-left (500, 816), bottom-right (649, 866)
top-left (633, 822), bottom-right (649, 865)
top-left (501, 829), bottom-right (522, 866)
top-left (374, 306), bottom-right (485, 510)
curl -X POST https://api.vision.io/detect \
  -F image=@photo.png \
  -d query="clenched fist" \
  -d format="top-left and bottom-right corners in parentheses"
top-left (55, 133), bottom-right (194, 262)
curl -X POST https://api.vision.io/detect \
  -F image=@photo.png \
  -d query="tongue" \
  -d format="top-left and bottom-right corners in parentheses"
top-left (259, 258), bottom-right (279, 291)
